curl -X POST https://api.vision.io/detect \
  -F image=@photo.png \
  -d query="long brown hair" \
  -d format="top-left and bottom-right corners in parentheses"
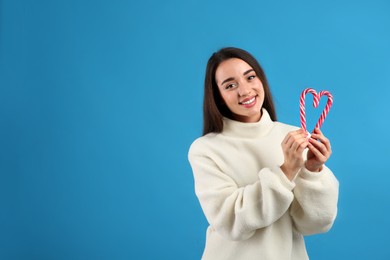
top-left (203, 47), bottom-right (277, 135)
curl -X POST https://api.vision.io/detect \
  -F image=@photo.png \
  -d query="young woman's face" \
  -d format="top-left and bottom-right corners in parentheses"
top-left (215, 58), bottom-right (265, 123)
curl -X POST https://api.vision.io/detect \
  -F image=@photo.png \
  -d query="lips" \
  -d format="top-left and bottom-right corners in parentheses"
top-left (239, 96), bottom-right (257, 105)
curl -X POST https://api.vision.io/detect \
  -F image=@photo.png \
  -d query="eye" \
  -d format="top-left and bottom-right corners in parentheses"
top-left (248, 75), bottom-right (256, 80)
top-left (225, 83), bottom-right (237, 90)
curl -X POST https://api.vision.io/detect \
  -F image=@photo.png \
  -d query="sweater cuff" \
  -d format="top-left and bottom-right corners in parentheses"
top-left (269, 166), bottom-right (296, 191)
top-left (299, 165), bottom-right (328, 181)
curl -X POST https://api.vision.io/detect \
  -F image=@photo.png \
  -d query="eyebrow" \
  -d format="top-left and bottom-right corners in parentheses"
top-left (220, 69), bottom-right (255, 86)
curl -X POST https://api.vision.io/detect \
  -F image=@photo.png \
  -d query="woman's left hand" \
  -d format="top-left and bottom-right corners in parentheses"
top-left (305, 128), bottom-right (332, 172)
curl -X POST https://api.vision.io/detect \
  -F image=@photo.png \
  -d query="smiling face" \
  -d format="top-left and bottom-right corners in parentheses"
top-left (215, 58), bottom-right (265, 123)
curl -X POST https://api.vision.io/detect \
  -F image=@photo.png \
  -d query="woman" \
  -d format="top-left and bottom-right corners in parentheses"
top-left (188, 47), bottom-right (339, 260)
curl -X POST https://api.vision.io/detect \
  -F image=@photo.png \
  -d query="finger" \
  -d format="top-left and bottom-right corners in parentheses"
top-left (307, 142), bottom-right (326, 162)
top-left (291, 136), bottom-right (309, 152)
top-left (282, 129), bottom-right (305, 147)
top-left (297, 138), bottom-right (309, 153)
top-left (311, 128), bottom-right (331, 151)
top-left (282, 134), bottom-right (292, 148)
top-left (313, 127), bottom-right (322, 134)
top-left (308, 138), bottom-right (329, 157)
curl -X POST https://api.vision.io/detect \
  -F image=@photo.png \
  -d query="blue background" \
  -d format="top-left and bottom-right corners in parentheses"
top-left (1, 0), bottom-right (389, 259)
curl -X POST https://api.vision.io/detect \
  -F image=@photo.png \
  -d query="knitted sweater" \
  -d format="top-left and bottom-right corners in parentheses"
top-left (188, 109), bottom-right (339, 260)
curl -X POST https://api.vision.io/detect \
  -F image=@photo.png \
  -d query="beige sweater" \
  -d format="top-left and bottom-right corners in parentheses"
top-left (188, 109), bottom-right (339, 260)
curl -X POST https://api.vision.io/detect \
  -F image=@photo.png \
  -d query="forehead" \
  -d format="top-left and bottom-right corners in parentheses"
top-left (215, 58), bottom-right (253, 82)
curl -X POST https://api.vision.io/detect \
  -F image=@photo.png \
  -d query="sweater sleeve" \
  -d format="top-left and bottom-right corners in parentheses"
top-left (290, 165), bottom-right (339, 235)
top-left (188, 141), bottom-right (296, 241)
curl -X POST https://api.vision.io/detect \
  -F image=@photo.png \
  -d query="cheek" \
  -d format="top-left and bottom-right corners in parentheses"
top-left (221, 93), bottom-right (236, 105)
top-left (256, 85), bottom-right (265, 98)
top-left (257, 81), bottom-right (264, 91)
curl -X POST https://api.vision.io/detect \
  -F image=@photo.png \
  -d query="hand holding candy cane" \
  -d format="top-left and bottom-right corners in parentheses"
top-left (281, 88), bottom-right (334, 176)
top-left (299, 88), bottom-right (334, 171)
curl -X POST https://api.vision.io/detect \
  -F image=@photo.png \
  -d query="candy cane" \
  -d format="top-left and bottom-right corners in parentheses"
top-left (300, 88), bottom-right (333, 134)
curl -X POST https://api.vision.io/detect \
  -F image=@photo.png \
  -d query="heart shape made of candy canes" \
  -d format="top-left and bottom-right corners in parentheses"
top-left (299, 88), bottom-right (333, 134)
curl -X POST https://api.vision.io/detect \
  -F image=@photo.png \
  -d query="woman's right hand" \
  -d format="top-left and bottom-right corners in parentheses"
top-left (280, 129), bottom-right (309, 180)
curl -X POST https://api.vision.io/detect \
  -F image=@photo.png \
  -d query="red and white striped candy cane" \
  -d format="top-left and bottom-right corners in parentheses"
top-left (300, 88), bottom-right (333, 134)
top-left (316, 90), bottom-right (333, 129)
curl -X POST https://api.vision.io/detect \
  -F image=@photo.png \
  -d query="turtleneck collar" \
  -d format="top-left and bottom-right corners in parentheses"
top-left (222, 108), bottom-right (275, 138)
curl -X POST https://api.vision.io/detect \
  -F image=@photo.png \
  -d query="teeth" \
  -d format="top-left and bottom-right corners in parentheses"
top-left (241, 97), bottom-right (255, 105)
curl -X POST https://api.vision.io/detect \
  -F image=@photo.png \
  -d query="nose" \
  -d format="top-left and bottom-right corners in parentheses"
top-left (238, 82), bottom-right (251, 97)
